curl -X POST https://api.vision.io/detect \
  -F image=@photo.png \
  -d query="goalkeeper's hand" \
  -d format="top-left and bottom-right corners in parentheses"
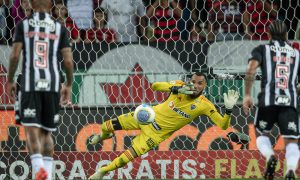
top-left (224, 90), bottom-right (239, 110)
top-left (178, 83), bottom-right (195, 95)
top-left (170, 83), bottom-right (195, 95)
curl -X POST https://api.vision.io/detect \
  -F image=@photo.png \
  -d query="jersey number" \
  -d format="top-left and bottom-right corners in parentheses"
top-left (275, 64), bottom-right (289, 89)
top-left (34, 41), bottom-right (48, 69)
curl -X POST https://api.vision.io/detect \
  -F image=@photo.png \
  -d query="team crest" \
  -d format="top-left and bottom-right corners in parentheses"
top-left (191, 104), bottom-right (196, 110)
top-left (287, 122), bottom-right (297, 132)
top-left (168, 101), bottom-right (175, 108)
top-left (259, 120), bottom-right (267, 129)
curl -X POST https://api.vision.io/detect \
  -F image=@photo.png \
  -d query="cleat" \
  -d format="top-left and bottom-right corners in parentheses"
top-left (88, 170), bottom-right (105, 180)
top-left (90, 133), bottom-right (113, 145)
top-left (35, 168), bottom-right (48, 180)
top-left (264, 155), bottom-right (277, 180)
top-left (285, 170), bottom-right (295, 180)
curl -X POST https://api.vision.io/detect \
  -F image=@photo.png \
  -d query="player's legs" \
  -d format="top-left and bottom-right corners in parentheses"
top-left (89, 147), bottom-right (138, 180)
top-left (255, 106), bottom-right (277, 160)
top-left (40, 130), bottom-right (54, 180)
top-left (20, 92), bottom-right (47, 179)
top-left (39, 92), bottom-right (60, 180)
top-left (90, 118), bottom-right (121, 144)
top-left (90, 112), bottom-right (140, 144)
top-left (254, 106), bottom-right (278, 180)
top-left (278, 107), bottom-right (300, 179)
top-left (24, 126), bottom-right (45, 178)
top-left (25, 128), bottom-right (48, 180)
top-left (89, 132), bottom-right (158, 180)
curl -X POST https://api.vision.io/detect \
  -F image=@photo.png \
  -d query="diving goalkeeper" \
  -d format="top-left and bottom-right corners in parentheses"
top-left (89, 72), bottom-right (242, 179)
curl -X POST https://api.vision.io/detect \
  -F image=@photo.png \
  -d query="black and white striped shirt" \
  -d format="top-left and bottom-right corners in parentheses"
top-left (249, 40), bottom-right (300, 108)
top-left (13, 12), bottom-right (71, 92)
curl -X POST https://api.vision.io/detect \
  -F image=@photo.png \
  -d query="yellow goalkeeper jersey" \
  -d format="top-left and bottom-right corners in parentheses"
top-left (151, 80), bottom-right (231, 137)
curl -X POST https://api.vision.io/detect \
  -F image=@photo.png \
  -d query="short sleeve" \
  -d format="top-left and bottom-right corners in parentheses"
top-left (58, 26), bottom-right (71, 49)
top-left (248, 45), bottom-right (264, 64)
top-left (13, 21), bottom-right (24, 43)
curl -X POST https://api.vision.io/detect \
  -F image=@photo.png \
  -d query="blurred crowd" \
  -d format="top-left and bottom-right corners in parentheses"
top-left (0, 0), bottom-right (299, 45)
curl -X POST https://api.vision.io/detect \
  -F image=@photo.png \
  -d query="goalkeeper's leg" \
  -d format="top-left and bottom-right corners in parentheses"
top-left (90, 118), bottom-right (122, 144)
top-left (89, 132), bottom-right (157, 180)
top-left (89, 147), bottom-right (139, 180)
top-left (90, 113), bottom-right (140, 145)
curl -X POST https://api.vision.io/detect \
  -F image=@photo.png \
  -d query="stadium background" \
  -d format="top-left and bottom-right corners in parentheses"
top-left (0, 0), bottom-right (300, 179)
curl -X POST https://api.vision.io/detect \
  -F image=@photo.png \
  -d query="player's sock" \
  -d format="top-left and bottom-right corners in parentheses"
top-left (256, 136), bottom-right (274, 161)
top-left (30, 154), bottom-right (44, 178)
top-left (100, 149), bottom-right (134, 173)
top-left (285, 143), bottom-right (299, 174)
top-left (43, 156), bottom-right (53, 180)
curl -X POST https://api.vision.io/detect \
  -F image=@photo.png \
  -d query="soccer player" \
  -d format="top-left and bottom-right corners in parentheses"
top-left (7, 0), bottom-right (73, 179)
top-left (89, 72), bottom-right (240, 179)
top-left (243, 20), bottom-right (300, 180)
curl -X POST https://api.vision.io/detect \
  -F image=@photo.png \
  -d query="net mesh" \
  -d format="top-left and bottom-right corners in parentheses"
top-left (0, 0), bottom-right (300, 179)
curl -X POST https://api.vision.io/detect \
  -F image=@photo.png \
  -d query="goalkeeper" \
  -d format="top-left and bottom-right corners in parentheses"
top-left (89, 72), bottom-right (242, 179)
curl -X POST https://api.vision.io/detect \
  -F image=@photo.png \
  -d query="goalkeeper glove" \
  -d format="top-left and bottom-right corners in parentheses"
top-left (170, 83), bottom-right (194, 95)
top-left (224, 89), bottom-right (239, 114)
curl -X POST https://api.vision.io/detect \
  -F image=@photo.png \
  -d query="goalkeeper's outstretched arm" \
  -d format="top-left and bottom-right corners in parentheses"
top-left (152, 81), bottom-right (195, 95)
top-left (207, 90), bottom-right (239, 130)
top-left (151, 81), bottom-right (183, 92)
top-left (209, 111), bottom-right (232, 130)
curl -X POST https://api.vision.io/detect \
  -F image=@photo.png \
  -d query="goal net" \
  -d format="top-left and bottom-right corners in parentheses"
top-left (0, 0), bottom-right (300, 179)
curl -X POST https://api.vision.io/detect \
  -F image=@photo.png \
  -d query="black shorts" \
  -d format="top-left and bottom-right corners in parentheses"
top-left (19, 91), bottom-right (60, 131)
top-left (255, 106), bottom-right (300, 139)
